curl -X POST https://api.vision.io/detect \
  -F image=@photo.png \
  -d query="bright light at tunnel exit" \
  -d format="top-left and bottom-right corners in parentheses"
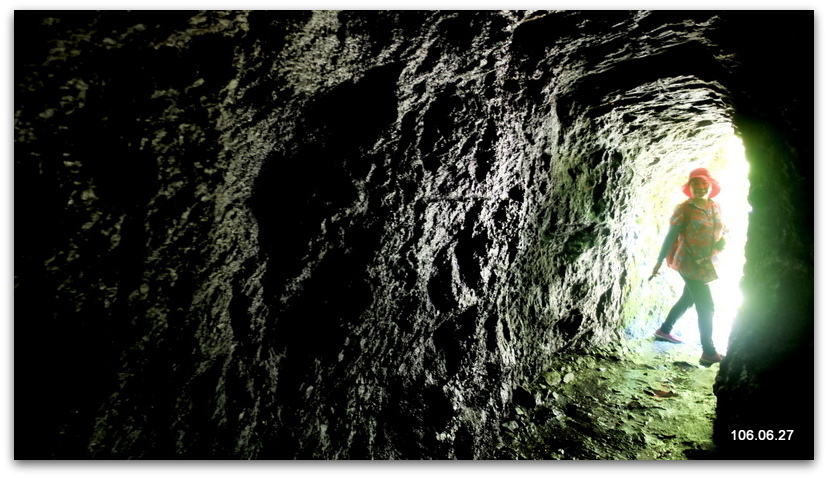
top-left (680, 134), bottom-right (751, 355)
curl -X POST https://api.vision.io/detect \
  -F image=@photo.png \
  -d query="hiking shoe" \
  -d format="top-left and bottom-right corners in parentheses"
top-left (699, 352), bottom-right (724, 367)
top-left (654, 329), bottom-right (683, 344)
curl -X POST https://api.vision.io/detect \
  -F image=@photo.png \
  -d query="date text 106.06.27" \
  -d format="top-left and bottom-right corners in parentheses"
top-left (730, 430), bottom-right (794, 441)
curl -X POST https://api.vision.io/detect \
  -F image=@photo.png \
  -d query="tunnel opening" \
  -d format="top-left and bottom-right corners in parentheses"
top-left (500, 122), bottom-right (754, 459)
top-left (629, 132), bottom-right (751, 356)
top-left (504, 27), bottom-right (760, 452)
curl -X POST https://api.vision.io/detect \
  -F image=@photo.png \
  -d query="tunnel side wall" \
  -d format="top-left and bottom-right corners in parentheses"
top-left (15, 10), bottom-right (632, 459)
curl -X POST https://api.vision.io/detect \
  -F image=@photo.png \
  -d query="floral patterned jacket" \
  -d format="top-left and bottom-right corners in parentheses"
top-left (665, 199), bottom-right (725, 283)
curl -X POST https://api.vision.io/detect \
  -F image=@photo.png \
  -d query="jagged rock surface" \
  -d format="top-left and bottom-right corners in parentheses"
top-left (14, 10), bottom-right (812, 458)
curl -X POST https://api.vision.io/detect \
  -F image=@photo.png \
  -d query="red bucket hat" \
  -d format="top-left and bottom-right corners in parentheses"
top-left (682, 167), bottom-right (720, 198)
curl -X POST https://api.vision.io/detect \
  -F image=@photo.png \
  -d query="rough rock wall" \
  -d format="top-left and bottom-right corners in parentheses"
top-left (15, 10), bottom-right (812, 459)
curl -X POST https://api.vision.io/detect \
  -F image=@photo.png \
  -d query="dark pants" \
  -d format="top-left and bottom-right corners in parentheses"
top-left (660, 275), bottom-right (717, 356)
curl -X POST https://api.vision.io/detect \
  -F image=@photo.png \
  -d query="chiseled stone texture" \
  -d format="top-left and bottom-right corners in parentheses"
top-left (14, 10), bottom-right (812, 458)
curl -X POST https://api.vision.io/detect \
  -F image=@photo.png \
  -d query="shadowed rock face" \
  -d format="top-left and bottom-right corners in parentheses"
top-left (14, 10), bottom-right (812, 459)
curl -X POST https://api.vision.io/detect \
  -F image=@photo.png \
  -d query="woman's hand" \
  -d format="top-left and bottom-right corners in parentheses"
top-left (651, 261), bottom-right (662, 279)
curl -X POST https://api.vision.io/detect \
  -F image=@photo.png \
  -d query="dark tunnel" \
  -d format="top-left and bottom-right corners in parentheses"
top-left (13, 10), bottom-right (813, 460)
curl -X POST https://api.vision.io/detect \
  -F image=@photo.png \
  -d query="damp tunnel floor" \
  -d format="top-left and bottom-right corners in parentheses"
top-left (496, 337), bottom-right (719, 460)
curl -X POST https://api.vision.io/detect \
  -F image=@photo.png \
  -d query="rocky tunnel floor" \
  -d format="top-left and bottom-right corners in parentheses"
top-left (495, 336), bottom-right (720, 460)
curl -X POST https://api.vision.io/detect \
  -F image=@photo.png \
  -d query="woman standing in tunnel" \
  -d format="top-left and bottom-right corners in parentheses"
top-left (651, 168), bottom-right (726, 366)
